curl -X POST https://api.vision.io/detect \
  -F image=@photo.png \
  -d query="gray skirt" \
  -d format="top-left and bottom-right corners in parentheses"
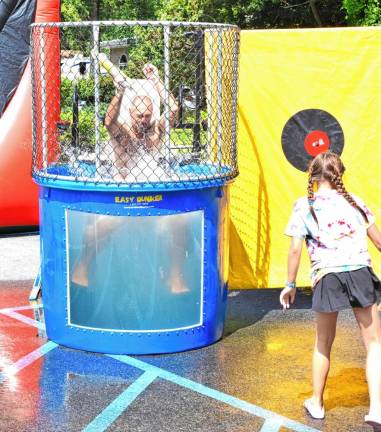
top-left (312, 267), bottom-right (381, 313)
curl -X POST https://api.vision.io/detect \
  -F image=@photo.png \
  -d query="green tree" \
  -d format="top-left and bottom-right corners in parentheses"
top-left (61, 0), bottom-right (93, 22)
top-left (342, 0), bottom-right (381, 25)
top-left (61, 0), bottom-right (157, 22)
top-left (157, 0), bottom-right (347, 29)
top-left (61, 0), bottom-right (381, 28)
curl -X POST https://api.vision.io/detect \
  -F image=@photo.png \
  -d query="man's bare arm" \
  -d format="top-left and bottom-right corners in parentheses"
top-left (155, 78), bottom-right (179, 130)
top-left (104, 88), bottom-right (133, 177)
top-left (104, 88), bottom-right (124, 134)
top-left (97, 52), bottom-right (132, 89)
top-left (142, 63), bottom-right (179, 131)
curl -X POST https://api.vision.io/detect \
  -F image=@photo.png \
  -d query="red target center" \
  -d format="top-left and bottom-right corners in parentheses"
top-left (304, 130), bottom-right (330, 156)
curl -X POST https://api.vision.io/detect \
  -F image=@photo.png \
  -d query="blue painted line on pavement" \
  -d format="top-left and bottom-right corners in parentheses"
top-left (109, 355), bottom-right (320, 432)
top-left (0, 308), bottom-right (46, 330)
top-left (0, 305), bottom-right (39, 312)
top-left (82, 370), bottom-right (158, 432)
top-left (0, 304), bottom-right (43, 312)
top-left (260, 418), bottom-right (284, 431)
top-left (3, 307), bottom-right (319, 432)
top-left (0, 341), bottom-right (58, 384)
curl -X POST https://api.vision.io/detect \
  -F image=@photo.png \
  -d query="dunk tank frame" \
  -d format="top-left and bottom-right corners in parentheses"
top-left (31, 21), bottom-right (240, 354)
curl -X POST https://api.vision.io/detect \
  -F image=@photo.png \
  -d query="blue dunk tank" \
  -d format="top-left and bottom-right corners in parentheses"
top-left (31, 21), bottom-right (240, 354)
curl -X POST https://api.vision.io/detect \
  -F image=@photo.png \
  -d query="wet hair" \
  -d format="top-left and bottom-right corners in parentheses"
top-left (307, 151), bottom-right (368, 225)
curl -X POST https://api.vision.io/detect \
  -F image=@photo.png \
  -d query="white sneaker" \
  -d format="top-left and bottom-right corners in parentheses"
top-left (365, 414), bottom-right (381, 431)
top-left (303, 398), bottom-right (325, 419)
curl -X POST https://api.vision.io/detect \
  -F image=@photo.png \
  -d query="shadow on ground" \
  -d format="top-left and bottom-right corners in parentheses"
top-left (224, 287), bottom-right (313, 337)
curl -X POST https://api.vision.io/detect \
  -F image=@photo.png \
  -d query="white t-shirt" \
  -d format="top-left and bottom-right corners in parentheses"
top-left (285, 188), bottom-right (375, 286)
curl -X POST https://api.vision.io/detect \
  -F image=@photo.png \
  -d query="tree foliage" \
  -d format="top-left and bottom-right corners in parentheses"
top-left (342, 0), bottom-right (381, 26)
top-left (61, 0), bottom-right (157, 22)
top-left (61, 0), bottom-right (381, 28)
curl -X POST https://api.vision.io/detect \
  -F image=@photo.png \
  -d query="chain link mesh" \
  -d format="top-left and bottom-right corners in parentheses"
top-left (31, 22), bottom-right (240, 187)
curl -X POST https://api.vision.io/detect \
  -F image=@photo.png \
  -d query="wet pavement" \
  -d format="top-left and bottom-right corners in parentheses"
top-left (0, 233), bottom-right (376, 431)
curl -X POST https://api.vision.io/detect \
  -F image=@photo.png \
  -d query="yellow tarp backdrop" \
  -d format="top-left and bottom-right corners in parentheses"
top-left (229, 27), bottom-right (381, 289)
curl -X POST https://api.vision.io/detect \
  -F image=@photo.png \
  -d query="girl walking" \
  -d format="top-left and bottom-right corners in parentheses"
top-left (280, 151), bottom-right (381, 429)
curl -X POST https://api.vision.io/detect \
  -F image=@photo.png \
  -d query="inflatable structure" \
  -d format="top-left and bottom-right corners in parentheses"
top-left (0, 0), bottom-right (60, 230)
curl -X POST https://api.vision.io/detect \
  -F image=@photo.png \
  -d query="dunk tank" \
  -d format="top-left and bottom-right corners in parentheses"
top-left (31, 21), bottom-right (240, 354)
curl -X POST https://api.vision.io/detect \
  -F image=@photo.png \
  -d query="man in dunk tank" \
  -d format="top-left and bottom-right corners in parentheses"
top-left (98, 54), bottom-right (179, 181)
top-left (71, 52), bottom-right (188, 295)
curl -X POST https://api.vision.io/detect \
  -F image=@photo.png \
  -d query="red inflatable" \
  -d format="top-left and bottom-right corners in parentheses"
top-left (0, 0), bottom-right (60, 229)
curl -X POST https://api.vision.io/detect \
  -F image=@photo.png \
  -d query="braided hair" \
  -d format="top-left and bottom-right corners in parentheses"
top-left (307, 151), bottom-right (368, 225)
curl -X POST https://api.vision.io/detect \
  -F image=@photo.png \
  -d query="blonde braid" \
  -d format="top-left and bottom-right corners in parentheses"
top-left (307, 176), bottom-right (314, 201)
top-left (332, 174), bottom-right (369, 223)
top-left (307, 174), bottom-right (319, 225)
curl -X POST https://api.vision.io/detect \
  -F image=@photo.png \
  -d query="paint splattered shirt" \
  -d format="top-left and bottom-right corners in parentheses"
top-left (285, 189), bottom-right (375, 286)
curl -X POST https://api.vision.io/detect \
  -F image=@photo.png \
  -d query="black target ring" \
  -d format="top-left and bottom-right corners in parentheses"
top-left (281, 109), bottom-right (344, 172)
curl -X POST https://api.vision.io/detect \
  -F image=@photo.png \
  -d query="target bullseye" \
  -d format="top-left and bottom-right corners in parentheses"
top-left (281, 109), bottom-right (344, 171)
top-left (304, 130), bottom-right (330, 156)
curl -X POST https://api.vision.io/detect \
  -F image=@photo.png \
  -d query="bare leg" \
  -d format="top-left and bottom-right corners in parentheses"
top-left (71, 239), bottom-right (93, 287)
top-left (163, 217), bottom-right (189, 294)
top-left (353, 304), bottom-right (381, 423)
top-left (311, 311), bottom-right (338, 410)
top-left (71, 216), bottom-right (122, 287)
top-left (169, 268), bottom-right (189, 294)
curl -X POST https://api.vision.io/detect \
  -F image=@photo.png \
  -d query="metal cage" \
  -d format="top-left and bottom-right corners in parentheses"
top-left (30, 21), bottom-right (240, 189)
